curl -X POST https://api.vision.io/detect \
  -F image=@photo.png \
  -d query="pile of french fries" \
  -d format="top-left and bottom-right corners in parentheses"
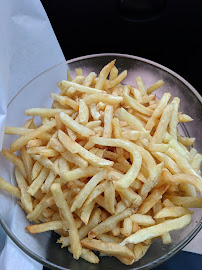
top-left (0, 60), bottom-right (202, 265)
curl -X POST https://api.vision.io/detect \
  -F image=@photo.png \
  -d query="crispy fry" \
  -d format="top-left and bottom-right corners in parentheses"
top-left (103, 105), bottom-right (114, 138)
top-left (151, 104), bottom-right (173, 144)
top-left (123, 94), bottom-right (153, 116)
top-left (0, 176), bottom-right (21, 199)
top-left (10, 120), bottom-right (56, 152)
top-left (15, 168), bottom-right (33, 212)
top-left (25, 108), bottom-right (73, 117)
top-left (83, 93), bottom-right (122, 105)
top-left (1, 149), bottom-right (27, 179)
top-left (121, 108), bottom-right (146, 131)
top-left (78, 99), bottom-right (89, 125)
top-left (104, 70), bottom-right (127, 89)
top-left (88, 208), bottom-right (133, 238)
top-left (122, 214), bottom-right (192, 245)
top-left (61, 80), bottom-right (104, 94)
top-left (71, 170), bottom-right (107, 212)
top-left (147, 80), bottom-right (164, 94)
top-left (145, 93), bottom-right (171, 130)
top-left (28, 167), bottom-right (49, 196)
top-left (81, 238), bottom-right (135, 260)
top-left (130, 214), bottom-right (155, 226)
top-left (137, 184), bottom-right (169, 214)
top-left (51, 183), bottom-right (82, 259)
top-left (163, 195), bottom-right (202, 208)
top-left (59, 112), bottom-right (94, 137)
top-left (154, 206), bottom-right (193, 219)
top-left (104, 180), bottom-right (115, 214)
top-left (90, 137), bottom-right (142, 188)
top-left (95, 60), bottom-right (116, 90)
top-left (26, 220), bottom-right (63, 233)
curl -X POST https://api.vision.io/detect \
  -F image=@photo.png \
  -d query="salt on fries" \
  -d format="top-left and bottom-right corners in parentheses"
top-left (1, 60), bottom-right (202, 265)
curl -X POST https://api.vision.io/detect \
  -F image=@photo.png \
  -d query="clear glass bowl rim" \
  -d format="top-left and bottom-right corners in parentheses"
top-left (0, 53), bottom-right (202, 270)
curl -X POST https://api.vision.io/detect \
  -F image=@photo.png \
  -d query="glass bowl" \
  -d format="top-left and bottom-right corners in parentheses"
top-left (0, 53), bottom-right (202, 270)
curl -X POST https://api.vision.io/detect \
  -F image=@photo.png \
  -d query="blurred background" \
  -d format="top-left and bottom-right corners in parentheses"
top-left (41, 0), bottom-right (202, 94)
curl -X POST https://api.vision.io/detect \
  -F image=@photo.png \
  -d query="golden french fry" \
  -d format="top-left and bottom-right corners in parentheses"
top-left (58, 208), bottom-right (102, 247)
top-left (81, 238), bottom-right (135, 260)
top-left (59, 166), bottom-right (101, 184)
top-left (121, 108), bottom-right (146, 131)
top-left (26, 220), bottom-right (63, 233)
top-left (130, 214), bottom-right (155, 226)
top-left (147, 80), bottom-right (164, 94)
top-left (136, 76), bottom-right (146, 94)
top-left (154, 206), bottom-right (193, 219)
top-left (15, 168), bottom-right (33, 213)
top-left (104, 70), bottom-right (127, 89)
top-left (104, 180), bottom-right (115, 214)
top-left (103, 105), bottom-right (113, 138)
top-left (137, 184), bottom-right (169, 214)
top-left (32, 160), bottom-right (43, 180)
top-left (28, 167), bottom-right (49, 196)
top-left (90, 137), bottom-right (142, 188)
top-left (152, 152), bottom-right (181, 174)
top-left (169, 139), bottom-right (191, 162)
top-left (25, 108), bottom-right (73, 117)
top-left (85, 120), bottom-right (101, 129)
top-left (165, 148), bottom-right (201, 179)
top-left (62, 151), bottom-right (88, 168)
top-left (122, 214), bottom-right (192, 245)
top-left (10, 120), bottom-right (56, 152)
top-left (0, 176), bottom-right (21, 199)
top-left (145, 93), bottom-right (171, 130)
top-left (134, 240), bottom-right (151, 261)
top-left (177, 135), bottom-right (195, 146)
top-left (61, 80), bottom-right (104, 94)
top-left (121, 217), bottom-right (132, 237)
top-left (78, 99), bottom-right (89, 125)
top-left (83, 72), bottom-right (97, 86)
top-left (83, 93), bottom-right (122, 105)
top-left (121, 130), bottom-right (149, 141)
top-left (59, 112), bottom-right (94, 137)
top-left (41, 166), bottom-right (57, 193)
top-left (178, 114), bottom-right (193, 122)
top-left (51, 183), bottom-right (82, 259)
top-left (114, 185), bottom-right (142, 207)
top-left (88, 208), bottom-right (133, 239)
top-left (80, 201), bottom-right (95, 224)
top-left (95, 60), bottom-right (116, 90)
top-left (109, 66), bottom-right (118, 80)
top-left (151, 104), bottom-right (173, 144)
top-left (191, 153), bottom-right (202, 173)
top-left (82, 182), bottom-right (105, 208)
top-left (112, 117), bottom-right (122, 139)
top-left (1, 149), bottom-right (27, 179)
top-left (71, 170), bottom-right (107, 212)
top-left (69, 247), bottom-right (99, 264)
top-left (58, 130), bottom-right (113, 167)
top-left (51, 93), bottom-right (79, 111)
top-left (26, 139), bottom-right (45, 148)
top-left (123, 94), bottom-right (153, 116)
top-left (162, 169), bottom-right (202, 195)
top-left (169, 97), bottom-right (180, 140)
top-left (163, 195), bottom-right (202, 208)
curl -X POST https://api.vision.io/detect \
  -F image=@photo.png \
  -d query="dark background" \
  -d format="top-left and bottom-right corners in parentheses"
top-left (41, 0), bottom-right (202, 94)
top-left (41, 1), bottom-right (202, 269)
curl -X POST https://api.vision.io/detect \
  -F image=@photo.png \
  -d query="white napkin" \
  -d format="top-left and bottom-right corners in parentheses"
top-left (0, 0), bottom-right (65, 269)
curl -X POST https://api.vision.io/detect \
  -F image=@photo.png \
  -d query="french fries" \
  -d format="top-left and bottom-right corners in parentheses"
top-left (1, 60), bottom-right (201, 265)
